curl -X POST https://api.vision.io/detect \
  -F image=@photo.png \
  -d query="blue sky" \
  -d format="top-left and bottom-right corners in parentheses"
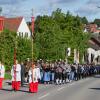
top-left (0, 0), bottom-right (100, 21)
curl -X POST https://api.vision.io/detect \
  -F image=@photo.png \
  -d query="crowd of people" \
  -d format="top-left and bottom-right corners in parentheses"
top-left (0, 59), bottom-right (100, 93)
top-left (34, 60), bottom-right (100, 85)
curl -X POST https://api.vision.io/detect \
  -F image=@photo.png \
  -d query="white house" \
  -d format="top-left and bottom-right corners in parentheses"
top-left (87, 48), bottom-right (100, 64)
top-left (4, 17), bottom-right (31, 37)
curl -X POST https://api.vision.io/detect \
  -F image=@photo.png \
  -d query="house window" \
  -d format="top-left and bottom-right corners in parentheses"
top-left (25, 32), bottom-right (28, 37)
top-left (18, 32), bottom-right (21, 37)
top-left (22, 32), bottom-right (23, 37)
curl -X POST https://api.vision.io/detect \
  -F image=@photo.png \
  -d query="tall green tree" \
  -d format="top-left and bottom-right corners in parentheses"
top-left (0, 30), bottom-right (16, 70)
top-left (94, 19), bottom-right (100, 27)
top-left (0, 30), bottom-right (32, 70)
top-left (17, 36), bottom-right (32, 61)
top-left (34, 9), bottom-right (90, 62)
top-left (81, 16), bottom-right (88, 24)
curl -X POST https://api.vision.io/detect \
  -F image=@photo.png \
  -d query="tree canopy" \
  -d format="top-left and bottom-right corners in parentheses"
top-left (34, 8), bottom-right (90, 62)
top-left (94, 19), bottom-right (100, 27)
top-left (0, 30), bottom-right (32, 71)
top-left (0, 8), bottom-right (90, 68)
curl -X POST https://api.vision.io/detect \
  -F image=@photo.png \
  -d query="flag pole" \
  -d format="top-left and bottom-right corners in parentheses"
top-left (31, 9), bottom-right (35, 83)
top-left (31, 9), bottom-right (34, 68)
top-left (14, 36), bottom-right (17, 81)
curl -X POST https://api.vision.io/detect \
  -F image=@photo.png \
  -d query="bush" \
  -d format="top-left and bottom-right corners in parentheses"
top-left (5, 73), bottom-right (11, 79)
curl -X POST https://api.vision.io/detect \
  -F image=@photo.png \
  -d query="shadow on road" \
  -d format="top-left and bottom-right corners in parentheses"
top-left (89, 88), bottom-right (100, 90)
top-left (5, 82), bottom-right (12, 85)
top-left (19, 89), bottom-right (29, 93)
top-left (1, 88), bottom-right (29, 93)
top-left (2, 88), bottom-right (12, 91)
top-left (93, 75), bottom-right (100, 78)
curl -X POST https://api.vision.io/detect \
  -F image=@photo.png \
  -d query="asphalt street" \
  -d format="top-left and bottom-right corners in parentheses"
top-left (0, 76), bottom-right (100, 100)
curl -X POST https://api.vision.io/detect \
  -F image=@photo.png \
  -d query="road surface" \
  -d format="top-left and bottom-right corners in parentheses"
top-left (0, 76), bottom-right (100, 100)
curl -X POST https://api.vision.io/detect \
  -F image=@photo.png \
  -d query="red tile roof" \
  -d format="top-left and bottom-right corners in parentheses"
top-left (4, 17), bottom-right (23, 32)
top-left (0, 16), bottom-right (4, 32)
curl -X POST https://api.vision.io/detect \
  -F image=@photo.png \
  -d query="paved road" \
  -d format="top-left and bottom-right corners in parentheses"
top-left (0, 76), bottom-right (100, 100)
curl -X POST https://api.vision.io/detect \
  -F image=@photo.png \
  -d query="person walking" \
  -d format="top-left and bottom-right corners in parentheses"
top-left (69, 65), bottom-right (76, 82)
top-left (21, 62), bottom-right (25, 86)
top-left (0, 61), bottom-right (5, 89)
top-left (28, 63), bottom-right (41, 93)
top-left (11, 60), bottom-right (21, 91)
top-left (50, 63), bottom-right (55, 84)
top-left (43, 63), bottom-right (50, 84)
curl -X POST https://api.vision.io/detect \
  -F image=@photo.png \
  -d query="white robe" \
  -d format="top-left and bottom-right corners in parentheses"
top-left (36, 68), bottom-right (41, 80)
top-left (0, 64), bottom-right (5, 78)
top-left (11, 64), bottom-right (21, 81)
top-left (28, 68), bottom-right (41, 83)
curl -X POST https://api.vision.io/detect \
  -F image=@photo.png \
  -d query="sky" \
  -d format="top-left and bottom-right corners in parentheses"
top-left (0, 0), bottom-right (100, 21)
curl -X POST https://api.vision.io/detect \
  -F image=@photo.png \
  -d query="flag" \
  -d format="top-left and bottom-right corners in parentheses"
top-left (67, 48), bottom-right (71, 56)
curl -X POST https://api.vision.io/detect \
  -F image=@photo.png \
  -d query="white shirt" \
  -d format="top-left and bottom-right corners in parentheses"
top-left (11, 64), bottom-right (21, 81)
top-left (28, 67), bottom-right (41, 83)
top-left (0, 64), bottom-right (5, 78)
top-left (36, 67), bottom-right (41, 80)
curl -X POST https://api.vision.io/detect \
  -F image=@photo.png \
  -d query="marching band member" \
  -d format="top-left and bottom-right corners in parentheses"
top-left (0, 61), bottom-right (5, 89)
top-left (11, 60), bottom-right (21, 91)
top-left (28, 63), bottom-right (41, 93)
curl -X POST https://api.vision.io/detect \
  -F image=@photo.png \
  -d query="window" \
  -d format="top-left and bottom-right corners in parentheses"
top-left (25, 32), bottom-right (28, 37)
top-left (22, 32), bottom-right (23, 37)
top-left (18, 32), bottom-right (21, 37)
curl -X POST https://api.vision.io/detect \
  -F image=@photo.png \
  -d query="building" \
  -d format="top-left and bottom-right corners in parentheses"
top-left (86, 33), bottom-right (100, 64)
top-left (0, 16), bottom-right (4, 32)
top-left (85, 23), bottom-right (100, 34)
top-left (4, 17), bottom-right (31, 37)
top-left (85, 24), bottom-right (97, 33)
top-left (0, 16), bottom-right (31, 37)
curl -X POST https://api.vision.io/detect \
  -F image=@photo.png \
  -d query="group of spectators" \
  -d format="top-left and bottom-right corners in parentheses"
top-left (0, 59), bottom-right (100, 93)
top-left (23, 60), bottom-right (100, 85)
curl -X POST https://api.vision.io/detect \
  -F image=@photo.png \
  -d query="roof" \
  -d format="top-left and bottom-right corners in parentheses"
top-left (88, 36), bottom-right (100, 50)
top-left (4, 17), bottom-right (23, 32)
top-left (0, 16), bottom-right (4, 32)
top-left (0, 16), bottom-right (4, 20)
top-left (88, 41), bottom-right (100, 50)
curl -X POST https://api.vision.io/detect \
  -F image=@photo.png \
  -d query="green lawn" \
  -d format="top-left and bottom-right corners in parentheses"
top-left (5, 73), bottom-right (11, 80)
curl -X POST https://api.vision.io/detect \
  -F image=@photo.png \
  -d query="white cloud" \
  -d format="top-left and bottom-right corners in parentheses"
top-left (0, 0), bottom-right (25, 5)
top-left (76, 0), bottom-right (100, 16)
top-left (0, 0), bottom-right (28, 17)
top-left (49, 0), bottom-right (79, 4)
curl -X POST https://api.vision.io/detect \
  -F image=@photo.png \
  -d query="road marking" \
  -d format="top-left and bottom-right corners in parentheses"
top-left (57, 87), bottom-right (65, 91)
top-left (38, 93), bottom-right (50, 100)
